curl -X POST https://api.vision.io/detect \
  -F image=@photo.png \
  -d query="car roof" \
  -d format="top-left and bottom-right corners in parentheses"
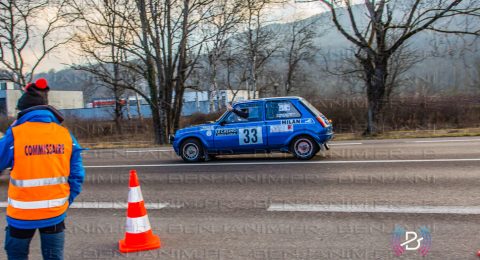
top-left (234, 96), bottom-right (302, 104)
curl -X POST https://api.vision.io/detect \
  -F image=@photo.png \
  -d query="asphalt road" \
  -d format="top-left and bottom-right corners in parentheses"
top-left (1, 137), bottom-right (480, 259)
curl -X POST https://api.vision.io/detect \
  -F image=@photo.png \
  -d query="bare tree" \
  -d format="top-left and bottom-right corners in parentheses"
top-left (240, 0), bottom-right (281, 99)
top-left (70, 0), bottom-right (136, 134)
top-left (133, 0), bottom-right (167, 144)
top-left (472, 58), bottom-right (480, 90)
top-left (204, 0), bottom-right (244, 112)
top-left (0, 0), bottom-right (71, 87)
top-left (319, 0), bottom-right (480, 135)
top-left (282, 18), bottom-right (318, 95)
top-left (172, 0), bottom-right (218, 131)
top-left (128, 0), bottom-right (217, 142)
top-left (220, 46), bottom-right (249, 102)
top-left (69, 0), bottom-right (218, 144)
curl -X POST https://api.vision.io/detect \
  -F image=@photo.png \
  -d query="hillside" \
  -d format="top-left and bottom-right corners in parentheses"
top-left (265, 4), bottom-right (480, 95)
top-left (37, 4), bottom-right (480, 100)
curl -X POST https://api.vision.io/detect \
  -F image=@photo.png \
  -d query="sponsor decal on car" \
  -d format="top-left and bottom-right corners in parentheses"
top-left (304, 118), bottom-right (315, 124)
top-left (200, 126), bottom-right (214, 131)
top-left (281, 119), bottom-right (302, 125)
top-left (278, 103), bottom-right (292, 112)
top-left (215, 129), bottom-right (238, 136)
top-left (270, 124), bottom-right (293, 133)
top-left (280, 118), bottom-right (315, 125)
top-left (276, 113), bottom-right (301, 118)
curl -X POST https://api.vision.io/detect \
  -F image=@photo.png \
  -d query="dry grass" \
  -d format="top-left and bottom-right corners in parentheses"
top-left (312, 95), bottom-right (480, 133)
top-left (80, 141), bottom-right (160, 149)
top-left (3, 94), bottom-right (480, 149)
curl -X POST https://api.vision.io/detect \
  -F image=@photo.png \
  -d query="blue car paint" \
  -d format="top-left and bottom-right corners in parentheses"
top-left (172, 97), bottom-right (334, 156)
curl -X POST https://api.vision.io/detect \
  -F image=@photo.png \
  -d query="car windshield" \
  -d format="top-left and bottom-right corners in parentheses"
top-left (215, 110), bottom-right (229, 123)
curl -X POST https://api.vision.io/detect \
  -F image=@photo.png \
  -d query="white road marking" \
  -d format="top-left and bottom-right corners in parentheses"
top-left (267, 204), bottom-right (480, 215)
top-left (411, 139), bottom-right (480, 143)
top-left (0, 202), bottom-right (174, 209)
top-left (125, 149), bottom-right (173, 153)
top-left (329, 142), bottom-right (363, 146)
top-left (84, 158), bottom-right (480, 168)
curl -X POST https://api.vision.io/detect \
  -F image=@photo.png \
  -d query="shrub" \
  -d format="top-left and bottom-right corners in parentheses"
top-left (180, 111), bottom-right (224, 128)
top-left (309, 94), bottom-right (480, 133)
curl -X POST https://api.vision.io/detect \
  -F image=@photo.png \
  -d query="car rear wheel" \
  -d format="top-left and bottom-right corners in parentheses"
top-left (290, 135), bottom-right (319, 160)
top-left (180, 138), bottom-right (204, 163)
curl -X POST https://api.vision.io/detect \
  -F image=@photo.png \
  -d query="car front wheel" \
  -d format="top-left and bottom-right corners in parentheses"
top-left (180, 138), bottom-right (204, 163)
top-left (290, 135), bottom-right (319, 160)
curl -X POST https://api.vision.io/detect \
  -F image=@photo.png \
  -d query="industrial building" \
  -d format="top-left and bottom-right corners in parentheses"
top-left (0, 81), bottom-right (84, 117)
top-left (62, 89), bottom-right (254, 120)
top-left (1, 79), bottom-right (253, 120)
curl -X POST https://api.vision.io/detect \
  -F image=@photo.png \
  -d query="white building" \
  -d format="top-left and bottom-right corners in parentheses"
top-left (0, 81), bottom-right (14, 91)
top-left (0, 81), bottom-right (84, 117)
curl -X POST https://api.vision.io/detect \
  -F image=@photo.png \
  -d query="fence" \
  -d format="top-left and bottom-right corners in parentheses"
top-left (60, 100), bottom-right (219, 120)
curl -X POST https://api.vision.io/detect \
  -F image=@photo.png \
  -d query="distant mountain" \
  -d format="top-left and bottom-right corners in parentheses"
top-left (37, 3), bottom-right (480, 100)
top-left (297, 5), bottom-right (479, 92)
top-left (36, 69), bottom-right (112, 102)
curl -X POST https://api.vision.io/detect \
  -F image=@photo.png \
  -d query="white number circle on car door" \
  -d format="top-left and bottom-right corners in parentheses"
top-left (239, 127), bottom-right (263, 145)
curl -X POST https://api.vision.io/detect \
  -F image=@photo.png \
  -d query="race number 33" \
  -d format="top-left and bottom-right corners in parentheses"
top-left (239, 127), bottom-right (263, 145)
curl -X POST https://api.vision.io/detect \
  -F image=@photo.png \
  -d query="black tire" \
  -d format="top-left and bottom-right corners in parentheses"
top-left (180, 138), bottom-right (204, 163)
top-left (290, 135), bottom-right (319, 160)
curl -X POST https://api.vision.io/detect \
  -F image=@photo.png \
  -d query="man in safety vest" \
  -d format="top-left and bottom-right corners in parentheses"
top-left (0, 78), bottom-right (85, 260)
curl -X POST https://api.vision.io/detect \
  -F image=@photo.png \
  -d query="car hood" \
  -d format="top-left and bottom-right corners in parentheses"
top-left (175, 123), bottom-right (215, 135)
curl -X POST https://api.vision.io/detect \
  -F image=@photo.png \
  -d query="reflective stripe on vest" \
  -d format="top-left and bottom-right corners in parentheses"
top-left (8, 197), bottom-right (69, 210)
top-left (10, 177), bottom-right (68, 187)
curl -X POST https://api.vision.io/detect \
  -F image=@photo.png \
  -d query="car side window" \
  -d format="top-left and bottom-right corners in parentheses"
top-left (225, 103), bottom-right (263, 124)
top-left (266, 101), bottom-right (301, 120)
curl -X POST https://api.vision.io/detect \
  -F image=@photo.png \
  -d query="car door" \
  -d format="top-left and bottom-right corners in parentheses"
top-left (214, 102), bottom-right (267, 153)
top-left (265, 100), bottom-right (303, 149)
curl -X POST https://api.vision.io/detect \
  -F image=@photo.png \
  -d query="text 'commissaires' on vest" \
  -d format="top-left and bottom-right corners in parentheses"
top-left (24, 144), bottom-right (66, 156)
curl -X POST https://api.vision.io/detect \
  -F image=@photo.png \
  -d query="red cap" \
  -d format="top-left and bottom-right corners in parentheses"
top-left (35, 78), bottom-right (48, 89)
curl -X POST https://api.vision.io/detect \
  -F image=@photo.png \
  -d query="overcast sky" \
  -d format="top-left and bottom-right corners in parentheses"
top-left (34, 1), bottom-right (329, 73)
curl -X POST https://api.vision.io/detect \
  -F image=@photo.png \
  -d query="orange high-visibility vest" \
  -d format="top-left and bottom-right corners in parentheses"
top-left (8, 122), bottom-right (72, 220)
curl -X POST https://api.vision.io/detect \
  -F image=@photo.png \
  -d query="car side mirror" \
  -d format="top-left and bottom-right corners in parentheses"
top-left (220, 121), bottom-right (226, 126)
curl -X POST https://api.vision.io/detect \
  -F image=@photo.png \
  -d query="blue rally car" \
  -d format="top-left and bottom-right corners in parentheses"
top-left (171, 97), bottom-right (333, 162)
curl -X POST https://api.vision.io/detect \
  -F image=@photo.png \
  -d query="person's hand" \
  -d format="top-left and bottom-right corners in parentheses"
top-left (227, 104), bottom-right (233, 111)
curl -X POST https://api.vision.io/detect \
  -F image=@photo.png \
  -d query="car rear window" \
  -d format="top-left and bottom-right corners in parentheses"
top-left (300, 98), bottom-right (322, 117)
top-left (266, 101), bottom-right (301, 120)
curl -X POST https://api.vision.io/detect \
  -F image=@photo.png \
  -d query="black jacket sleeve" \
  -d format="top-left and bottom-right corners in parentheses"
top-left (232, 108), bottom-right (249, 119)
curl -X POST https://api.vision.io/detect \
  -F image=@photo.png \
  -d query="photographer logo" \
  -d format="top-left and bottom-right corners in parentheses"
top-left (391, 225), bottom-right (431, 256)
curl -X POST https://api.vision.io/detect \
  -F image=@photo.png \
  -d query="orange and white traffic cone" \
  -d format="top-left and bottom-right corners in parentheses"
top-left (119, 170), bottom-right (161, 253)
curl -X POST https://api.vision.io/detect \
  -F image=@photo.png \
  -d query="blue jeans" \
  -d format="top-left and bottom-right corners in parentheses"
top-left (4, 223), bottom-right (65, 260)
